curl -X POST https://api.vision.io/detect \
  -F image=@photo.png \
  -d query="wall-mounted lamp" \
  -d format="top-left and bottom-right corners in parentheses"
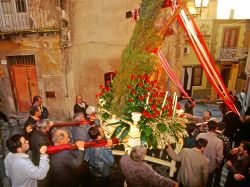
top-left (189, 0), bottom-right (210, 18)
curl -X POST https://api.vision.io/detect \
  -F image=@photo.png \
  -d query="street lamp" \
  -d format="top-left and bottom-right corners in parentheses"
top-left (194, 0), bottom-right (209, 17)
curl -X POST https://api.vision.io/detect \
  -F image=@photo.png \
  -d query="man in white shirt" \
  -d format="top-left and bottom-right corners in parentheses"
top-left (4, 134), bottom-right (49, 187)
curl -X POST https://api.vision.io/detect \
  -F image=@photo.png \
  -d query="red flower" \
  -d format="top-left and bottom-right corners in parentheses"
top-left (131, 90), bottom-right (136, 95)
top-left (95, 94), bottom-right (99, 98)
top-left (152, 114), bottom-right (156, 118)
top-left (149, 98), bottom-right (153, 103)
top-left (151, 105), bottom-right (156, 109)
top-left (156, 99), bottom-right (161, 104)
top-left (145, 93), bottom-right (149, 97)
top-left (138, 82), bottom-right (143, 87)
top-left (106, 87), bottom-right (111, 92)
top-left (99, 92), bottom-right (104, 97)
top-left (145, 87), bottom-right (151, 91)
top-left (100, 85), bottom-right (104, 89)
top-left (138, 96), bottom-right (144, 101)
top-left (152, 93), bottom-right (158, 98)
top-left (131, 75), bottom-right (135, 80)
top-left (127, 85), bottom-right (132, 90)
top-left (142, 110), bottom-right (151, 119)
top-left (180, 114), bottom-right (184, 118)
top-left (128, 98), bottom-right (133, 103)
top-left (106, 80), bottom-right (110, 84)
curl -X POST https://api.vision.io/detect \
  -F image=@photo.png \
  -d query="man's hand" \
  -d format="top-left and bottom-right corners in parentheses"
top-left (234, 174), bottom-right (245, 181)
top-left (106, 139), bottom-right (113, 147)
top-left (49, 121), bottom-right (54, 127)
top-left (231, 147), bottom-right (239, 155)
top-left (40, 146), bottom-right (47, 155)
top-left (26, 125), bottom-right (33, 133)
top-left (75, 141), bottom-right (85, 149)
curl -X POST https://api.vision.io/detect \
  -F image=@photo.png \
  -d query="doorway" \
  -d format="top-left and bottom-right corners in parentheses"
top-left (221, 66), bottom-right (231, 88)
top-left (8, 55), bottom-right (39, 112)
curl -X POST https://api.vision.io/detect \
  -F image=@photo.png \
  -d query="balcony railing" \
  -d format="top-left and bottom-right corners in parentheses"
top-left (0, 0), bottom-right (61, 34)
top-left (218, 48), bottom-right (248, 62)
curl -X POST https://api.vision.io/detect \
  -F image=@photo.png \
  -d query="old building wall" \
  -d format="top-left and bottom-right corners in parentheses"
top-left (0, 34), bottom-right (70, 120)
top-left (67, 0), bottom-right (139, 105)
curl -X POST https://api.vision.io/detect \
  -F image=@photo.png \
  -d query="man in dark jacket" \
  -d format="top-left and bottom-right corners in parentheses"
top-left (74, 95), bottom-right (88, 118)
top-left (24, 105), bottom-right (41, 140)
top-left (32, 95), bottom-right (49, 119)
top-left (48, 128), bottom-right (90, 187)
top-left (30, 119), bottom-right (54, 166)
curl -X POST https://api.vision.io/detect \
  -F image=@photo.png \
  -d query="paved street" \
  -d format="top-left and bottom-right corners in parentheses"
top-left (179, 99), bottom-right (222, 121)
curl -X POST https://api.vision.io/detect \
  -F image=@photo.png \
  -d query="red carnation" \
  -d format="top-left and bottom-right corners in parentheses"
top-left (149, 98), bottom-right (153, 103)
top-left (145, 87), bottom-right (151, 91)
top-left (152, 114), bottom-right (156, 118)
top-left (152, 93), bottom-right (158, 98)
top-left (131, 75), bottom-right (135, 80)
top-left (128, 98), bottom-right (133, 103)
top-left (131, 90), bottom-right (136, 95)
top-left (151, 105), bottom-right (156, 109)
top-left (106, 87), bottom-right (111, 92)
top-left (138, 95), bottom-right (144, 101)
top-left (127, 85), bottom-right (132, 90)
top-left (106, 80), bottom-right (110, 84)
top-left (138, 82), bottom-right (143, 87)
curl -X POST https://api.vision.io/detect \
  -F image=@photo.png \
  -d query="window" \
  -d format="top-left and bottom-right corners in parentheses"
top-left (222, 27), bottom-right (240, 48)
top-left (192, 66), bottom-right (203, 86)
top-left (1, 0), bottom-right (13, 14)
top-left (15, 0), bottom-right (26, 12)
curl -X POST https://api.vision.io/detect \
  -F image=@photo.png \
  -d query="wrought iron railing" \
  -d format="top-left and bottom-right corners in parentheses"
top-left (0, 0), bottom-right (61, 34)
top-left (218, 47), bottom-right (248, 62)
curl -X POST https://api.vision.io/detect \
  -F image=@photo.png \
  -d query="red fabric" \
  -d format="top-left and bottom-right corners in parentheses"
top-left (46, 138), bottom-right (119, 155)
top-left (176, 10), bottom-right (239, 115)
top-left (157, 50), bottom-right (195, 105)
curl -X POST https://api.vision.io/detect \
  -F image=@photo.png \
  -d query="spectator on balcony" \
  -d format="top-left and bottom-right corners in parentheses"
top-left (74, 95), bottom-right (88, 118)
top-left (120, 145), bottom-right (178, 187)
top-left (32, 95), bottom-right (49, 119)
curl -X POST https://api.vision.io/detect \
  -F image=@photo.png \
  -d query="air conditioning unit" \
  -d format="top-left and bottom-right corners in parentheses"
top-left (184, 46), bottom-right (190, 55)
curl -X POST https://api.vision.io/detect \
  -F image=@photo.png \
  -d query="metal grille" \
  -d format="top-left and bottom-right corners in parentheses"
top-left (7, 55), bottom-right (35, 65)
top-left (0, 0), bottom-right (61, 34)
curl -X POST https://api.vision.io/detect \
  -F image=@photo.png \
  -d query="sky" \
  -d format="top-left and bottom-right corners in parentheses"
top-left (217, 0), bottom-right (250, 19)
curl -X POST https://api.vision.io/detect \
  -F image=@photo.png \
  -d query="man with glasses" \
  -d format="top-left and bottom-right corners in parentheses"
top-left (4, 134), bottom-right (49, 187)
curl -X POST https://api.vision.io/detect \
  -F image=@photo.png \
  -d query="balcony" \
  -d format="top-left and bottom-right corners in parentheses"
top-left (0, 0), bottom-right (61, 34)
top-left (218, 48), bottom-right (248, 62)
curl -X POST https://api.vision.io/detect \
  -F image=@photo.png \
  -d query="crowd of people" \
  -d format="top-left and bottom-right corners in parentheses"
top-left (2, 94), bottom-right (250, 187)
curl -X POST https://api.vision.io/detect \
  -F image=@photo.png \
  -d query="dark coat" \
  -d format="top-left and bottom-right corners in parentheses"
top-left (29, 130), bottom-right (53, 166)
top-left (40, 106), bottom-right (49, 119)
top-left (74, 102), bottom-right (88, 117)
top-left (222, 111), bottom-right (242, 145)
top-left (23, 115), bottom-right (39, 140)
top-left (48, 150), bottom-right (91, 187)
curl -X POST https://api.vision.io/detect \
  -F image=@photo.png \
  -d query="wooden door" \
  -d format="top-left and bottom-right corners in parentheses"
top-left (8, 56), bottom-right (39, 112)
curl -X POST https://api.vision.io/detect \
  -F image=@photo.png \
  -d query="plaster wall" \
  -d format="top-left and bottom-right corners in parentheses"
top-left (0, 34), bottom-right (70, 120)
top-left (68, 0), bottom-right (139, 105)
